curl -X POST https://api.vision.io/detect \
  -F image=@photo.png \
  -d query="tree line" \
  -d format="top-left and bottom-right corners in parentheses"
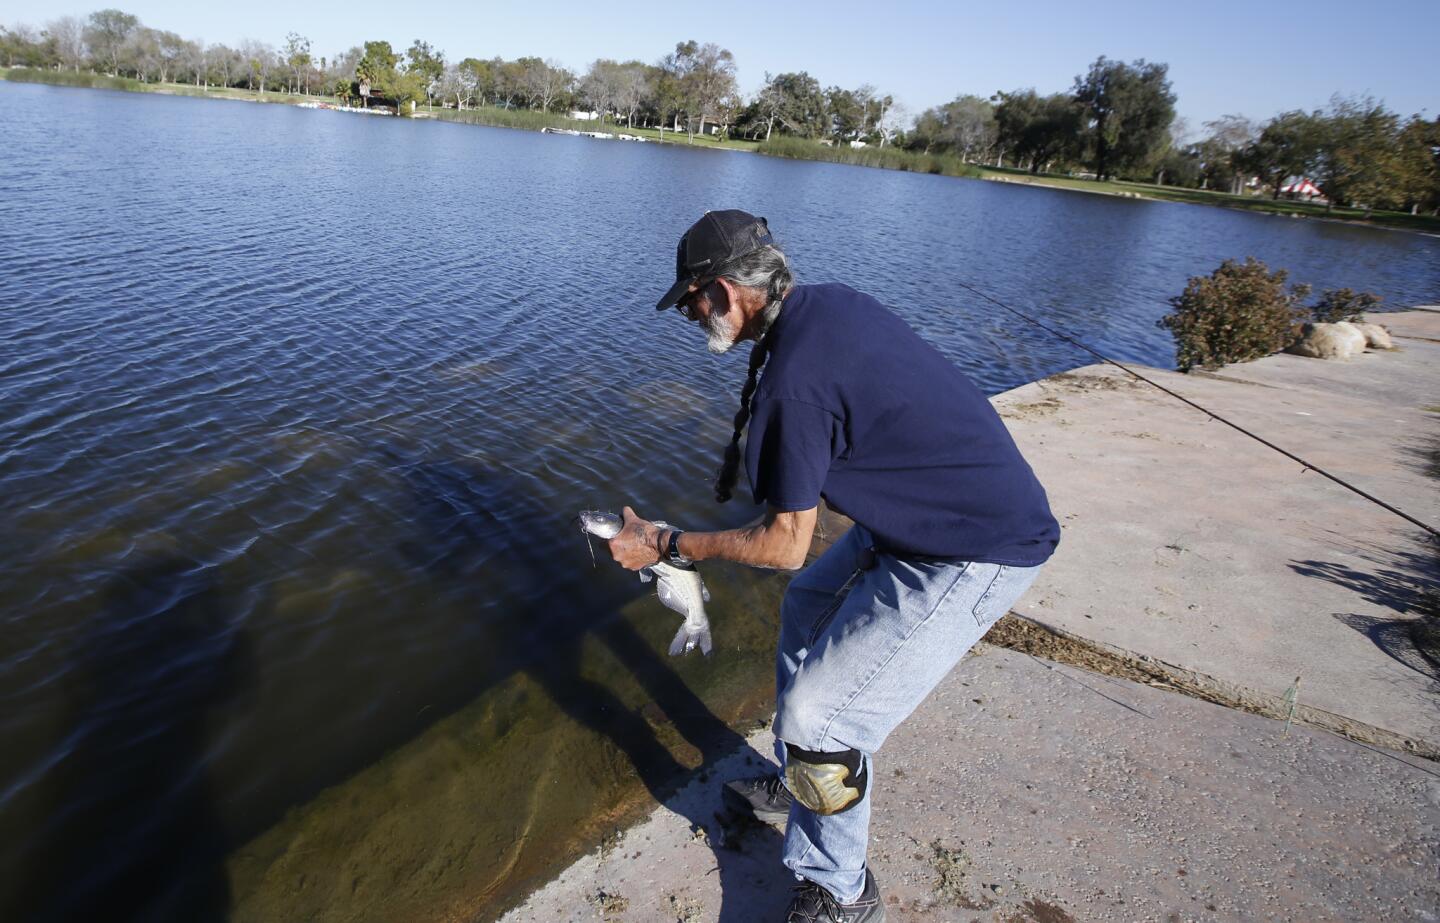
top-left (4, 10), bottom-right (1436, 213)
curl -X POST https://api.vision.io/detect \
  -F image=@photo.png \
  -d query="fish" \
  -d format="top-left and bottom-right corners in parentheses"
top-left (577, 510), bottom-right (713, 656)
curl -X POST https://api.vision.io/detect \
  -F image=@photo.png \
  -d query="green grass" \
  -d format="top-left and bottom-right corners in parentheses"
top-left (973, 165), bottom-right (1440, 234)
top-left (757, 135), bottom-right (983, 177)
top-left (0, 66), bottom-right (344, 107)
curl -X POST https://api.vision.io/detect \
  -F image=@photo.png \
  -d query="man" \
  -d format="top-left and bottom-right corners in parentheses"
top-left (607, 210), bottom-right (1059, 922)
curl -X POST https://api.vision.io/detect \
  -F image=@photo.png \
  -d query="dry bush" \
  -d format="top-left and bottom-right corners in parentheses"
top-left (1159, 257), bottom-right (1310, 372)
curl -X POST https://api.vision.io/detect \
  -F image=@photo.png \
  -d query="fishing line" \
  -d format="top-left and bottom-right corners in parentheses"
top-left (954, 278), bottom-right (1439, 540)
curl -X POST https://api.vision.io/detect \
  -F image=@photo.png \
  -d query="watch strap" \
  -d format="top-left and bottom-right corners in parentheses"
top-left (666, 529), bottom-right (690, 565)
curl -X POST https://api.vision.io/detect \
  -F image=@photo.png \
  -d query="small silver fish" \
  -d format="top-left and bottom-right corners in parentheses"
top-left (578, 510), bottom-right (713, 656)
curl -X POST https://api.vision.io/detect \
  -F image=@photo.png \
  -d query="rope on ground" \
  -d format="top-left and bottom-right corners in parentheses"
top-left (954, 278), bottom-right (1440, 540)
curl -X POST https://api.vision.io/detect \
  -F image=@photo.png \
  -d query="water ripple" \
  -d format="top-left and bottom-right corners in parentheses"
top-left (1, 80), bottom-right (1437, 918)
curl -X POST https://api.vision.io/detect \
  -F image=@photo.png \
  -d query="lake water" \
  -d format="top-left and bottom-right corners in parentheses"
top-left (1, 79), bottom-right (1437, 920)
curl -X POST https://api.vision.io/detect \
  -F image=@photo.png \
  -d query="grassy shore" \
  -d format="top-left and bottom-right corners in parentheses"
top-left (975, 165), bottom-right (1440, 234)
top-left (6, 66), bottom-right (1436, 234)
top-left (1, 65), bottom-right (346, 106)
top-left (756, 135), bottom-right (983, 178)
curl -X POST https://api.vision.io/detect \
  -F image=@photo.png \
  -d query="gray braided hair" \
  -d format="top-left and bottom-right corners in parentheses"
top-left (714, 244), bottom-right (794, 503)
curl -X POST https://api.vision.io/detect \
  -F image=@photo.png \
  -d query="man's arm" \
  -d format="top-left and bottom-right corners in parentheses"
top-left (607, 505), bottom-right (818, 572)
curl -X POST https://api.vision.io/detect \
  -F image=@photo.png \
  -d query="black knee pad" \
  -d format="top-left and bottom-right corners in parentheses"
top-left (784, 743), bottom-right (868, 815)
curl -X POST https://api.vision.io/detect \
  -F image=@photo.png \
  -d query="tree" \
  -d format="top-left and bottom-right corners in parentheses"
top-left (516, 56), bottom-right (569, 111)
top-left (995, 89), bottom-right (1081, 173)
top-left (454, 56), bottom-right (492, 106)
top-left (153, 29), bottom-right (186, 83)
top-left (876, 101), bottom-right (909, 148)
top-left (45, 16), bottom-right (87, 72)
top-left (749, 71), bottom-right (828, 140)
top-left (655, 42), bottom-right (696, 137)
top-left (327, 46), bottom-right (361, 97)
top-left (441, 60), bottom-right (476, 109)
top-left (283, 32), bottom-right (311, 94)
top-left (85, 9), bottom-right (138, 76)
top-left (911, 95), bottom-right (997, 159)
top-left (406, 39), bottom-right (444, 108)
top-left (126, 28), bottom-right (160, 80)
top-left (1072, 56), bottom-right (1176, 180)
top-left (1198, 114), bottom-right (1255, 193)
top-left (208, 43), bottom-right (240, 87)
top-left (239, 38), bottom-right (275, 92)
top-left (0, 23), bottom-right (53, 68)
top-left (685, 42), bottom-right (737, 136)
top-left (1312, 95), bottom-right (1400, 212)
top-left (580, 59), bottom-right (624, 121)
top-left (1394, 116), bottom-right (1440, 214)
top-left (1239, 110), bottom-right (1321, 199)
top-left (355, 40), bottom-right (423, 109)
top-left (826, 86), bottom-right (864, 142)
top-left (613, 61), bottom-right (651, 127)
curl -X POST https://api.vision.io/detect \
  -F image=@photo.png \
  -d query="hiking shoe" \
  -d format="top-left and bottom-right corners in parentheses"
top-left (722, 773), bottom-right (793, 823)
top-left (785, 869), bottom-right (885, 922)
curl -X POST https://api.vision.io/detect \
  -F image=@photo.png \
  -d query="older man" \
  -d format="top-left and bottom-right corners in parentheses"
top-left (607, 210), bottom-right (1059, 923)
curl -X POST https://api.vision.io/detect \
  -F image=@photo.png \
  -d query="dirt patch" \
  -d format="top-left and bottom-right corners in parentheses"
top-left (928, 839), bottom-right (994, 911)
top-left (1000, 398), bottom-right (1064, 420)
top-left (984, 614), bottom-right (1438, 760)
top-left (665, 892), bottom-right (704, 922)
top-left (1002, 898), bottom-right (1078, 923)
top-left (590, 889), bottom-right (629, 920)
top-left (1044, 371), bottom-right (1137, 393)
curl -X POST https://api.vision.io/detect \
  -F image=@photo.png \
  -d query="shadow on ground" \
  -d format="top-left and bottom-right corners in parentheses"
top-left (1291, 532), bottom-right (1440, 683)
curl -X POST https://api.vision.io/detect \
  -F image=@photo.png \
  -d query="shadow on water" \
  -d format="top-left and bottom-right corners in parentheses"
top-left (10, 554), bottom-right (256, 923)
top-left (380, 444), bottom-right (784, 921)
top-left (1290, 533), bottom-right (1440, 683)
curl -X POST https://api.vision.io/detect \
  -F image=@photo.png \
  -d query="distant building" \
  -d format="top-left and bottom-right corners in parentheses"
top-left (1280, 177), bottom-right (1324, 200)
top-left (569, 110), bottom-right (600, 121)
top-left (849, 140), bottom-right (868, 149)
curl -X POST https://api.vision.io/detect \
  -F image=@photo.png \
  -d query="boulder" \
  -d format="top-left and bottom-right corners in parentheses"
top-left (1286, 322), bottom-right (1367, 360)
top-left (1352, 322), bottom-right (1395, 350)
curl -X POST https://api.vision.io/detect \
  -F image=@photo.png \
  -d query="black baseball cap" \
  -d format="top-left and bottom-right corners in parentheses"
top-left (655, 210), bottom-right (774, 310)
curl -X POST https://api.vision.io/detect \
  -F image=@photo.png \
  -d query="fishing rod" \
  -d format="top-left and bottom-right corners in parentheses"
top-left (954, 278), bottom-right (1439, 541)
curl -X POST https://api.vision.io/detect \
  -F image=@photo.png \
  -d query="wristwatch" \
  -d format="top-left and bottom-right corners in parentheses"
top-left (665, 530), bottom-right (692, 566)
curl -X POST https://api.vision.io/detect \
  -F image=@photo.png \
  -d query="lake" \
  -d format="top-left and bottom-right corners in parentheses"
top-left (1, 79), bottom-right (1437, 921)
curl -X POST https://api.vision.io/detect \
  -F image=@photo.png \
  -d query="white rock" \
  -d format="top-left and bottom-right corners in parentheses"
top-left (1286, 322), bottom-right (1367, 360)
top-left (1352, 322), bottom-right (1395, 350)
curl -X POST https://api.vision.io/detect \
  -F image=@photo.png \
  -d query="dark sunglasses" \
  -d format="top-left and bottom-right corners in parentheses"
top-left (674, 278), bottom-right (715, 320)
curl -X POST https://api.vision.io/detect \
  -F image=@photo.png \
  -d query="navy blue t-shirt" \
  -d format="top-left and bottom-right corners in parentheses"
top-left (745, 283), bottom-right (1059, 567)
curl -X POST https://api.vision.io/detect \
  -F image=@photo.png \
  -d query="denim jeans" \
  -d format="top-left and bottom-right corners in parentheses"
top-left (773, 525), bottom-right (1042, 902)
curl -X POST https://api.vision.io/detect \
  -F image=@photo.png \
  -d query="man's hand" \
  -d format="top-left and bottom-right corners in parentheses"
top-left (607, 505), bottom-right (665, 571)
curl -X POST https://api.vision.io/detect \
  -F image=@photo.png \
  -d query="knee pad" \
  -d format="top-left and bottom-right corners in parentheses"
top-left (783, 743), bottom-right (867, 815)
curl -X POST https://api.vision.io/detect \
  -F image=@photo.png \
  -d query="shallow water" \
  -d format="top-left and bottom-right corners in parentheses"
top-left (1, 80), bottom-right (1437, 919)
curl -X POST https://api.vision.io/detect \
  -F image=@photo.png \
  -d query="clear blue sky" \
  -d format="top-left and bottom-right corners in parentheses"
top-left (10, 0), bottom-right (1437, 130)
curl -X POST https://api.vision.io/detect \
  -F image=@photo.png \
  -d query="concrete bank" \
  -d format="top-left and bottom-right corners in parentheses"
top-left (503, 310), bottom-right (1439, 922)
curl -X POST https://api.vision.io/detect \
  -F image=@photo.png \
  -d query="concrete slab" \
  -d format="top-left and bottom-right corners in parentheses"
top-left (994, 310), bottom-right (1439, 752)
top-left (500, 646), bottom-right (1440, 922)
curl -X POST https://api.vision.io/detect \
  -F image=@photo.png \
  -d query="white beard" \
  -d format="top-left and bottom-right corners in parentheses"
top-left (705, 309), bottom-right (740, 355)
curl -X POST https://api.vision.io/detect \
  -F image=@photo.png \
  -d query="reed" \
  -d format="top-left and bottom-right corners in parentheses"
top-left (757, 135), bottom-right (983, 178)
top-left (3, 66), bottom-right (145, 91)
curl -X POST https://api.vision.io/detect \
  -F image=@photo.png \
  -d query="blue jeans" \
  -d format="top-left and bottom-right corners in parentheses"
top-left (773, 525), bottom-right (1042, 902)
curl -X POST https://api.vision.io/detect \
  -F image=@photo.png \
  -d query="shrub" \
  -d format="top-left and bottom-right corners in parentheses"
top-left (1310, 287), bottom-right (1381, 323)
top-left (1158, 257), bottom-right (1311, 372)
